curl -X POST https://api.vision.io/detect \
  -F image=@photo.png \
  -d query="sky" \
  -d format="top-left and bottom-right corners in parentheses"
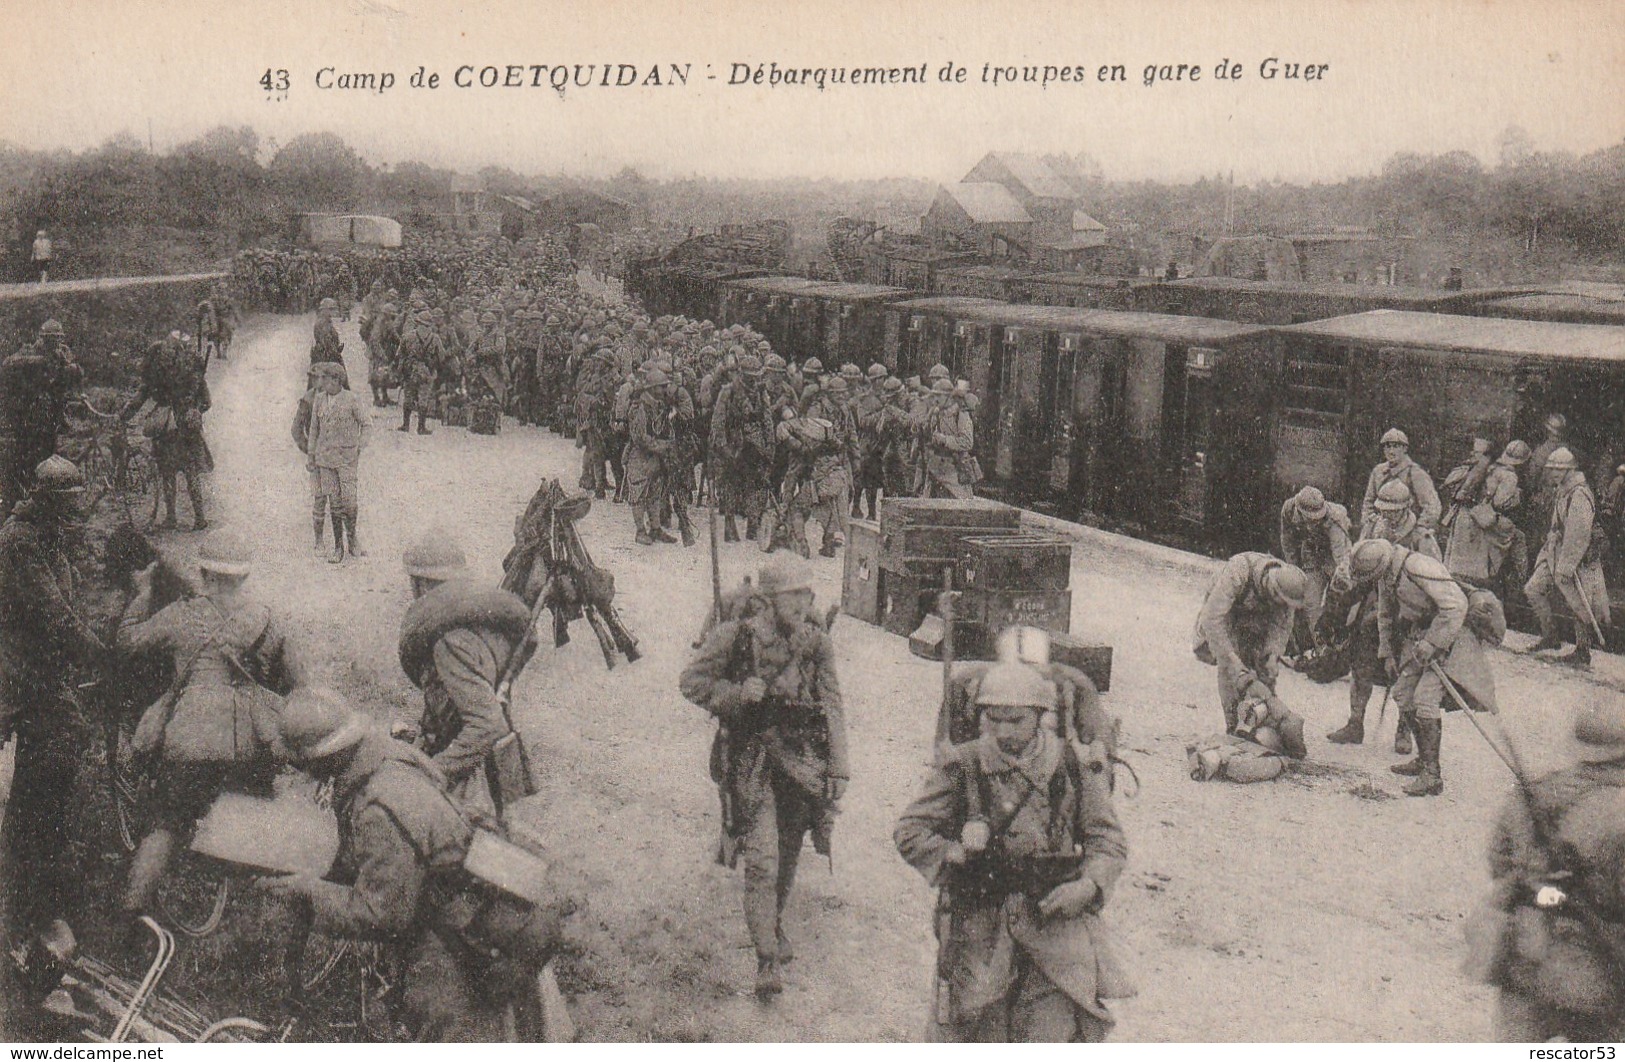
top-left (0, 0), bottom-right (1621, 185)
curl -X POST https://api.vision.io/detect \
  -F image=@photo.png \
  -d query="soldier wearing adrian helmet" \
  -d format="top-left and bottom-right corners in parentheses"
top-left (119, 335), bottom-right (212, 531)
top-left (919, 378), bottom-right (976, 500)
top-left (1346, 538), bottom-right (1499, 797)
top-left (1360, 428), bottom-right (1441, 538)
top-left (1278, 485), bottom-right (1351, 642)
top-left (1470, 697), bottom-right (1625, 1042)
top-left (398, 529), bottom-right (532, 807)
top-left (1193, 552), bottom-right (1308, 735)
top-left (1524, 445), bottom-right (1610, 669)
top-left (1447, 439), bottom-right (1530, 591)
top-left (895, 658), bottom-right (1131, 1041)
top-left (679, 560), bottom-right (849, 999)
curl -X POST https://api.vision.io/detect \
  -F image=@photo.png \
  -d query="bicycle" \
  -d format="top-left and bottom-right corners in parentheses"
top-left (67, 391), bottom-right (157, 526)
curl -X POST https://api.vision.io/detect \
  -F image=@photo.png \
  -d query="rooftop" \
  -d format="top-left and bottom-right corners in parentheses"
top-left (972, 152), bottom-right (1078, 200)
top-left (1282, 310), bottom-right (1625, 362)
top-left (938, 182), bottom-right (1034, 225)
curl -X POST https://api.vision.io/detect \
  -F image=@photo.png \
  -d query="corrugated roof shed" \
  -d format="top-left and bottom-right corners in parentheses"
top-left (941, 183), bottom-right (1034, 225)
top-left (1283, 310), bottom-right (1625, 362)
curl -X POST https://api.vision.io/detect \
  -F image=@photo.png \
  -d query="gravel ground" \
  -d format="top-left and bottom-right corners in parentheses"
top-left (133, 310), bottom-right (1624, 1041)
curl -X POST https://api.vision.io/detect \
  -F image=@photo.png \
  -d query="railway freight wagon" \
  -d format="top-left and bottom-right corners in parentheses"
top-left (887, 298), bottom-right (1277, 555)
top-left (1274, 312), bottom-right (1625, 614)
top-left (1136, 277), bottom-right (1531, 325)
top-left (717, 276), bottom-right (911, 366)
top-left (624, 261), bottom-right (768, 320)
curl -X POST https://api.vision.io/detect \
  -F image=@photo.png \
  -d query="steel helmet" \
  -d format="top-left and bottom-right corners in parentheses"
top-left (1545, 446), bottom-right (1578, 471)
top-left (840, 363), bottom-right (862, 379)
top-left (1349, 538), bottom-right (1394, 581)
top-left (280, 686), bottom-right (368, 764)
top-left (757, 559), bottom-right (813, 596)
top-left (931, 378), bottom-right (954, 394)
top-left (1263, 564), bottom-right (1309, 609)
top-left (1373, 479), bottom-right (1414, 512)
top-left (927, 363), bottom-right (951, 380)
top-left (1292, 486), bottom-right (1327, 519)
top-left (1575, 698), bottom-right (1625, 764)
top-left (1380, 428), bottom-right (1409, 448)
top-left (974, 662), bottom-right (1056, 709)
top-left (802, 358), bottom-right (825, 376)
top-left (737, 354), bottom-right (764, 376)
top-left (32, 454), bottom-right (85, 494)
top-left (402, 527), bottom-right (468, 581)
top-left (823, 375), bottom-right (848, 393)
top-left (867, 363), bottom-right (887, 381)
top-left (1500, 440), bottom-right (1531, 466)
top-left (197, 530), bottom-right (254, 577)
top-left (38, 319), bottom-right (65, 337)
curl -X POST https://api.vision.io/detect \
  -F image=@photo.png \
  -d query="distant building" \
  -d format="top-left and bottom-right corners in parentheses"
top-left (920, 182), bottom-right (1034, 255)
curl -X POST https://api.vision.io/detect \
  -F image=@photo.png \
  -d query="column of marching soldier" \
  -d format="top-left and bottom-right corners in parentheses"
top-left (1, 232), bottom-right (1622, 1039)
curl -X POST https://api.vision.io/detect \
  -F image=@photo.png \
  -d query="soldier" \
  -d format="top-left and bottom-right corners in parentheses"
top-left (1359, 428), bottom-right (1441, 538)
top-left (0, 457), bottom-right (106, 936)
top-left (679, 561), bottom-right (848, 998)
top-left (306, 362), bottom-right (369, 563)
top-left (876, 376), bottom-right (914, 500)
top-left (574, 352), bottom-right (613, 498)
top-left (779, 386), bottom-right (851, 558)
top-left (30, 229), bottom-right (51, 283)
top-left (1438, 435), bottom-right (1495, 547)
top-left (795, 357), bottom-right (826, 405)
top-left (1447, 439), bottom-right (1530, 591)
top-left (894, 660), bottom-right (1130, 1042)
top-left (397, 309), bottom-right (443, 435)
top-left (119, 336), bottom-right (212, 531)
top-left (1525, 412), bottom-right (1571, 539)
top-left (398, 529), bottom-right (531, 805)
top-left (365, 298), bottom-right (400, 408)
top-left (1473, 697), bottom-right (1625, 1042)
top-left (1370, 479), bottom-right (1442, 560)
top-left (1278, 485), bottom-right (1352, 645)
top-left (1193, 552), bottom-right (1308, 735)
top-left (257, 689), bottom-right (555, 1041)
top-left (1524, 446), bottom-right (1609, 668)
top-left (711, 354), bottom-right (775, 542)
top-left (1347, 538), bottom-right (1498, 797)
top-left (919, 378), bottom-right (976, 499)
top-left (311, 297), bottom-right (345, 370)
top-left (0, 321), bottom-right (74, 512)
top-left (115, 531), bottom-right (305, 920)
top-left (850, 363), bottom-right (887, 520)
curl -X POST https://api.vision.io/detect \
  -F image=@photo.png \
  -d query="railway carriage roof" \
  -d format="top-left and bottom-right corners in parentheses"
top-left (1282, 310), bottom-right (1625, 362)
top-left (723, 276), bottom-right (829, 295)
top-left (1162, 276), bottom-right (1529, 305)
top-left (1484, 294), bottom-right (1625, 325)
top-left (895, 297), bottom-right (1267, 343)
top-left (802, 281), bottom-right (914, 301)
top-left (1023, 272), bottom-right (1144, 289)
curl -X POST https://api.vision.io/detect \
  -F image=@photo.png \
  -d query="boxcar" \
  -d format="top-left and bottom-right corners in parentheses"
top-left (1020, 273), bottom-right (1145, 311)
top-left (799, 281), bottom-right (914, 367)
top-left (887, 298), bottom-right (1276, 554)
top-left (717, 276), bottom-right (829, 362)
top-left (1478, 293), bottom-right (1625, 327)
top-left (1137, 277), bottom-right (1530, 325)
top-left (628, 261), bottom-right (768, 321)
top-left (1275, 311), bottom-right (1625, 527)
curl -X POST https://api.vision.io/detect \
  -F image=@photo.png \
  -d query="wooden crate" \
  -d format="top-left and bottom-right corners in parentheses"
top-left (958, 587), bottom-right (1072, 634)
top-left (841, 519), bottom-right (883, 624)
top-left (882, 570), bottom-right (945, 636)
top-left (880, 496), bottom-right (1022, 531)
top-left (880, 524), bottom-right (1021, 576)
top-left (957, 533), bottom-right (1072, 592)
top-left (1047, 631), bottom-right (1114, 693)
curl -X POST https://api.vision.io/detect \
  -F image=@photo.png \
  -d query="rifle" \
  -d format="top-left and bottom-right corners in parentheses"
top-left (1431, 661), bottom-right (1625, 984)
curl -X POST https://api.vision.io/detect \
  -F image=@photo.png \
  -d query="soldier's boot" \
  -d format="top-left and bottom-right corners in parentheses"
top-left (724, 515), bottom-right (740, 543)
top-left (345, 515), bottom-right (365, 557)
top-left (1391, 713), bottom-right (1426, 774)
top-left (160, 482), bottom-right (178, 529)
top-left (313, 513), bottom-right (327, 555)
top-left (1393, 709), bottom-right (1415, 757)
top-left (416, 411), bottom-right (432, 435)
top-left (1325, 710), bottom-right (1365, 745)
top-left (328, 517), bottom-right (346, 564)
top-left (1527, 605), bottom-right (1563, 653)
top-left (678, 512), bottom-right (697, 548)
top-left (1555, 625), bottom-right (1593, 669)
top-left (398, 406), bottom-right (412, 432)
top-left (754, 957), bottom-right (783, 999)
top-left (1222, 700), bottom-right (1239, 735)
top-left (186, 476), bottom-right (208, 532)
top-left (745, 516), bottom-right (760, 541)
top-left (774, 831), bottom-right (801, 963)
top-left (633, 507), bottom-right (654, 546)
top-left (819, 533), bottom-right (838, 558)
top-left (649, 505), bottom-right (678, 543)
top-left (1402, 718), bottom-right (1444, 797)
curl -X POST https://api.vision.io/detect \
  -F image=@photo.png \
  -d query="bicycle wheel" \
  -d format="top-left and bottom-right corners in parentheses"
top-left (156, 866), bottom-right (231, 938)
top-left (107, 717), bottom-right (154, 854)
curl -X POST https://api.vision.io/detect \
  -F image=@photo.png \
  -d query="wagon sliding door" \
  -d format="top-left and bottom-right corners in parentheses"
top-left (1049, 334), bottom-right (1082, 497)
top-left (1170, 347), bottom-right (1218, 531)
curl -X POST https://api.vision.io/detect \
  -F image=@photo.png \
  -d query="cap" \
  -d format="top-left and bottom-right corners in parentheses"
top-left (280, 686), bottom-right (369, 763)
top-left (758, 559), bottom-right (813, 596)
top-left (1500, 440), bottom-right (1531, 465)
top-left (1374, 479), bottom-right (1414, 512)
top-left (1575, 699), bottom-right (1625, 764)
top-left (1545, 446), bottom-right (1578, 471)
top-left (402, 527), bottom-right (468, 580)
top-left (1263, 564), bottom-right (1309, 609)
top-left (1380, 428), bottom-right (1409, 447)
top-left (32, 454), bottom-right (85, 494)
top-left (974, 662), bottom-right (1056, 709)
top-left (1349, 538), bottom-right (1394, 581)
top-left (1292, 486), bottom-right (1327, 519)
top-left (197, 530), bottom-right (254, 577)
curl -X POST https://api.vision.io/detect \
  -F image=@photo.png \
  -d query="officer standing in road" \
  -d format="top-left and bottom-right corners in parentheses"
top-left (1346, 538), bottom-right (1498, 797)
top-left (1524, 446), bottom-right (1609, 668)
top-left (1193, 552), bottom-right (1308, 735)
top-left (306, 362), bottom-right (369, 563)
top-left (679, 561), bottom-right (849, 999)
top-left (894, 659), bottom-right (1131, 1042)
top-left (1360, 428), bottom-right (1441, 538)
top-left (0, 457), bottom-right (106, 937)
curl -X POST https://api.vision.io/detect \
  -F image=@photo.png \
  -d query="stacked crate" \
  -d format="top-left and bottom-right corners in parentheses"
top-left (875, 498), bottom-right (1022, 634)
